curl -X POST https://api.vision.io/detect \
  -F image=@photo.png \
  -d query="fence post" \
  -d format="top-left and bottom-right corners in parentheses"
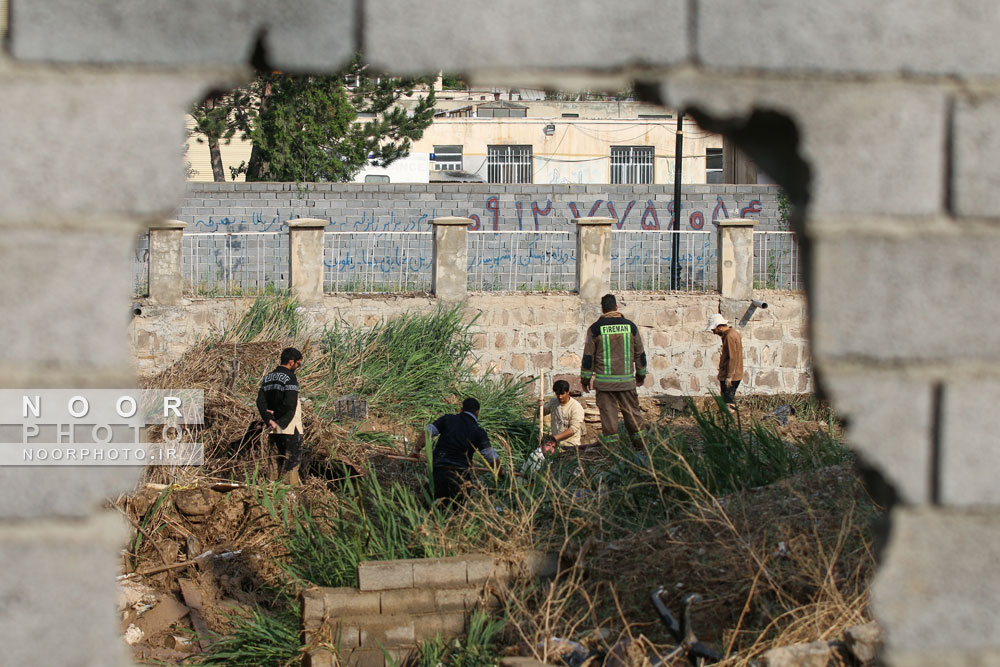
top-left (574, 217), bottom-right (614, 303)
top-left (148, 219), bottom-right (186, 305)
top-left (432, 217), bottom-right (470, 302)
top-left (714, 218), bottom-right (757, 300)
top-left (288, 218), bottom-right (327, 303)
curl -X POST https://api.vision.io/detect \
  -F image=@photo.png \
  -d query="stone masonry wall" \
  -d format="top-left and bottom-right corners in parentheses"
top-left (176, 183), bottom-right (784, 233)
top-left (129, 291), bottom-right (811, 396)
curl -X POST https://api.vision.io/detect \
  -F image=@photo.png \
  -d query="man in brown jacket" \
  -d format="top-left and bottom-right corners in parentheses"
top-left (707, 314), bottom-right (743, 408)
top-left (581, 294), bottom-right (648, 445)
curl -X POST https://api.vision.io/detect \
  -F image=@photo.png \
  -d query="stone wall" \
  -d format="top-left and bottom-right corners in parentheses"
top-left (176, 183), bottom-right (785, 233)
top-left (129, 291), bottom-right (811, 396)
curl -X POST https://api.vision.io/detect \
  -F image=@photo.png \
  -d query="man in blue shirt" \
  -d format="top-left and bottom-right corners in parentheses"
top-left (412, 397), bottom-right (499, 501)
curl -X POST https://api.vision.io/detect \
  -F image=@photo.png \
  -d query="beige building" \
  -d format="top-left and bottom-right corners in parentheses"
top-left (184, 96), bottom-right (723, 185)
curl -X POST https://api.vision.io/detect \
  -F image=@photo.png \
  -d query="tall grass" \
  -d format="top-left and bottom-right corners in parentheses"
top-left (402, 609), bottom-right (507, 667)
top-left (188, 605), bottom-right (300, 666)
top-left (317, 307), bottom-right (534, 444)
top-left (216, 292), bottom-right (304, 344)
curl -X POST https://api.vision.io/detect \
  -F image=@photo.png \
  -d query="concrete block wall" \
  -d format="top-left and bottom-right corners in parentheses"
top-left (6, 1), bottom-right (1000, 664)
top-left (174, 183), bottom-right (785, 233)
top-left (128, 291), bottom-right (812, 397)
top-left (303, 552), bottom-right (556, 667)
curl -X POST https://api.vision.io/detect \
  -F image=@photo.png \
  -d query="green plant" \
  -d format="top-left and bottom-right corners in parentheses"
top-left (189, 604), bottom-right (300, 666)
top-left (402, 609), bottom-right (506, 667)
top-left (215, 292), bottom-right (302, 343)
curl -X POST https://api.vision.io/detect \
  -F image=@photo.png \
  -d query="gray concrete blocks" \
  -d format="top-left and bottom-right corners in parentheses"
top-left (823, 374), bottom-right (933, 505)
top-left (357, 560), bottom-right (414, 591)
top-left (365, 0), bottom-right (688, 72)
top-left (941, 380), bottom-right (1000, 506)
top-left (661, 75), bottom-right (947, 218)
top-left (0, 73), bottom-right (207, 221)
top-left (10, 0), bottom-right (354, 70)
top-left (697, 0), bottom-right (1000, 77)
top-left (0, 514), bottom-right (128, 666)
top-left (952, 95), bottom-right (1000, 218)
top-left (812, 228), bottom-right (1000, 363)
top-left (873, 507), bottom-right (1000, 660)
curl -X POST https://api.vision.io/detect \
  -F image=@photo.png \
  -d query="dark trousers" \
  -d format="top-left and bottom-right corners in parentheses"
top-left (270, 433), bottom-right (303, 482)
top-left (432, 466), bottom-right (467, 502)
top-left (595, 389), bottom-right (644, 442)
top-left (721, 380), bottom-right (741, 404)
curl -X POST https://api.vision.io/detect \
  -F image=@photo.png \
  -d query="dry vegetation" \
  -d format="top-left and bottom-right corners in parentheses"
top-left (115, 294), bottom-right (879, 666)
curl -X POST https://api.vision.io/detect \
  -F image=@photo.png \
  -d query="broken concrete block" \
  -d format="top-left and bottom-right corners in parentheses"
top-left (845, 621), bottom-right (883, 665)
top-left (759, 641), bottom-right (836, 667)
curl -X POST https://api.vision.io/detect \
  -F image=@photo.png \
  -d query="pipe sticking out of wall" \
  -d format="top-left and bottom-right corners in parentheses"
top-left (751, 299), bottom-right (768, 309)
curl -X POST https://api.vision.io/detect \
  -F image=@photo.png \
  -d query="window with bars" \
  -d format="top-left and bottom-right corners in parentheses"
top-left (487, 145), bottom-right (533, 183)
top-left (706, 147), bottom-right (723, 184)
top-left (610, 146), bottom-right (654, 184)
top-left (433, 145), bottom-right (463, 171)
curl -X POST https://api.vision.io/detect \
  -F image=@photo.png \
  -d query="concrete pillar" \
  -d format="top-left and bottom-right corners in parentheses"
top-left (714, 218), bottom-right (757, 300)
top-left (432, 217), bottom-right (470, 303)
top-left (574, 217), bottom-right (614, 303)
top-left (148, 219), bottom-right (186, 305)
top-left (288, 218), bottom-right (327, 303)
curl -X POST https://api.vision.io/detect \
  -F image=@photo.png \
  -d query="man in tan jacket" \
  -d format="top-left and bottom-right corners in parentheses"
top-left (707, 314), bottom-right (743, 408)
top-left (256, 347), bottom-right (305, 484)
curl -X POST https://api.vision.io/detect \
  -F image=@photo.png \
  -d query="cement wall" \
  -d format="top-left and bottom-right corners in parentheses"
top-left (129, 291), bottom-right (812, 396)
top-left (174, 182), bottom-right (785, 233)
top-left (6, 1), bottom-right (1000, 664)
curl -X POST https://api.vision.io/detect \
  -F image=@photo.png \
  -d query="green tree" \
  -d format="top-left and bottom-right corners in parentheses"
top-left (189, 94), bottom-right (237, 182)
top-left (224, 56), bottom-right (436, 182)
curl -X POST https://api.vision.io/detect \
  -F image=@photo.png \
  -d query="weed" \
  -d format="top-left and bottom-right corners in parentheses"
top-left (188, 604), bottom-right (301, 666)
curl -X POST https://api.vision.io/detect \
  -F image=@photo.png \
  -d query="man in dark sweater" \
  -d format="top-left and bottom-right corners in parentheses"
top-left (412, 397), bottom-right (499, 502)
top-left (256, 347), bottom-right (305, 485)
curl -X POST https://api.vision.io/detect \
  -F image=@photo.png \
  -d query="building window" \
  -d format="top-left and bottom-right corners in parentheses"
top-left (488, 145), bottom-right (533, 183)
top-left (706, 148), bottom-right (723, 184)
top-left (561, 113), bottom-right (579, 118)
top-left (364, 174), bottom-right (389, 183)
top-left (433, 145), bottom-right (463, 171)
top-left (610, 146), bottom-right (654, 184)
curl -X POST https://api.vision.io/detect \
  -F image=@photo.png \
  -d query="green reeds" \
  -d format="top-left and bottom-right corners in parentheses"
top-left (188, 604), bottom-right (301, 666)
top-left (216, 292), bottom-right (303, 344)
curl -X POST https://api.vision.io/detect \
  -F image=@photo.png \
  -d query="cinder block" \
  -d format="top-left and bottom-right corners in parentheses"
top-left (0, 514), bottom-right (128, 667)
top-left (358, 616), bottom-right (416, 648)
top-left (812, 230), bottom-right (1000, 362)
top-left (413, 611), bottom-right (467, 641)
top-left (343, 647), bottom-right (387, 667)
top-left (698, 0), bottom-right (1000, 77)
top-left (941, 380), bottom-right (1000, 505)
top-left (662, 75), bottom-right (947, 218)
top-left (822, 374), bottom-right (932, 505)
top-left (358, 560), bottom-right (414, 591)
top-left (466, 555), bottom-right (511, 585)
top-left (10, 0), bottom-right (354, 70)
top-left (873, 507), bottom-right (1000, 658)
top-left (433, 587), bottom-right (481, 612)
top-left (952, 96), bottom-right (1000, 218)
top-left (322, 587), bottom-right (382, 616)
top-left (302, 589), bottom-right (327, 628)
top-left (329, 618), bottom-right (362, 649)
top-left (366, 0), bottom-right (688, 73)
top-left (412, 555), bottom-right (470, 588)
top-left (304, 648), bottom-right (337, 667)
top-left (380, 587), bottom-right (436, 615)
top-left (0, 72), bottom-right (206, 220)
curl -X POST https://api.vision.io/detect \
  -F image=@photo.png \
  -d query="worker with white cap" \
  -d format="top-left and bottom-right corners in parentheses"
top-left (707, 314), bottom-right (743, 408)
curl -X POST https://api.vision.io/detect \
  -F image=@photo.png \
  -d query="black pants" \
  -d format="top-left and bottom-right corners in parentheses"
top-left (270, 433), bottom-right (303, 477)
top-left (432, 466), bottom-right (467, 502)
top-left (721, 380), bottom-right (741, 404)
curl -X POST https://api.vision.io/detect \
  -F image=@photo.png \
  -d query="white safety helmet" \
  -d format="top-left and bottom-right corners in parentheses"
top-left (706, 313), bottom-right (729, 331)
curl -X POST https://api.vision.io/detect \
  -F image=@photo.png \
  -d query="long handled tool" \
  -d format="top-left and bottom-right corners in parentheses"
top-left (538, 370), bottom-right (545, 449)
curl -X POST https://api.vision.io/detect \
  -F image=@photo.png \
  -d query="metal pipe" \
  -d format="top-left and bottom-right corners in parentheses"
top-left (671, 113), bottom-right (684, 290)
top-left (751, 299), bottom-right (768, 309)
